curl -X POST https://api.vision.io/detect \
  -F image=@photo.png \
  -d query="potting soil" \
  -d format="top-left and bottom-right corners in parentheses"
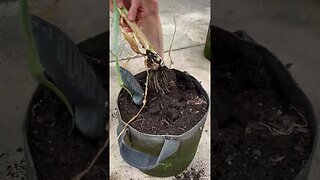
top-left (29, 55), bottom-right (108, 180)
top-left (118, 69), bottom-right (208, 135)
top-left (212, 53), bottom-right (312, 180)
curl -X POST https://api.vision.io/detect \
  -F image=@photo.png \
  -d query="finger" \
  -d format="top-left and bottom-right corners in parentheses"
top-left (109, 0), bottom-right (113, 12)
top-left (124, 0), bottom-right (131, 10)
top-left (136, 10), bottom-right (145, 20)
top-left (128, 3), bottom-right (139, 21)
top-left (136, 18), bottom-right (144, 27)
top-left (116, 0), bottom-right (124, 8)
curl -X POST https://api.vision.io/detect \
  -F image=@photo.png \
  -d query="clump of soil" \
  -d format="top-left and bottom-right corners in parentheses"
top-left (28, 38), bottom-right (108, 180)
top-left (118, 69), bottom-right (208, 135)
top-left (212, 51), bottom-right (312, 179)
top-left (174, 168), bottom-right (205, 180)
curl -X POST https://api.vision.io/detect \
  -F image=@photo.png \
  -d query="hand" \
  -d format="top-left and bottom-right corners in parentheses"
top-left (110, 0), bottom-right (163, 58)
top-left (110, 0), bottom-right (159, 31)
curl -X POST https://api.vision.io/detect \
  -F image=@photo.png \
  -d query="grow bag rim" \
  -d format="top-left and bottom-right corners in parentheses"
top-left (22, 84), bottom-right (43, 180)
top-left (117, 105), bottom-right (209, 139)
top-left (116, 69), bottom-right (210, 138)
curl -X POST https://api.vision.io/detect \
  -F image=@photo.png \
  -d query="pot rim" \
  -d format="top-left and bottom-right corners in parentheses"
top-left (22, 84), bottom-right (43, 180)
top-left (116, 69), bottom-right (210, 138)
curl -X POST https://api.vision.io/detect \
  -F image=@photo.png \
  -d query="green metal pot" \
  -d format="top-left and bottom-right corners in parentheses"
top-left (116, 69), bottom-right (209, 177)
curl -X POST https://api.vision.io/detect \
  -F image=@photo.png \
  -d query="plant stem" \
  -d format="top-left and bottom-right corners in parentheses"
top-left (112, 1), bottom-right (132, 97)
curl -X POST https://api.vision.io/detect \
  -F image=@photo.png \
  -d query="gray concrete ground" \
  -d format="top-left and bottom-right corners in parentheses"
top-left (0, 1), bottom-right (37, 178)
top-left (109, 0), bottom-right (210, 179)
top-left (213, 0), bottom-right (320, 179)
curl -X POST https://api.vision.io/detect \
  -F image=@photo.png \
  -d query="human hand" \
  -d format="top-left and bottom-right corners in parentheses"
top-left (110, 0), bottom-right (163, 59)
top-left (110, 0), bottom-right (159, 31)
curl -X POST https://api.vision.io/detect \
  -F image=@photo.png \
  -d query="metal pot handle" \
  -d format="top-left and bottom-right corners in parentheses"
top-left (117, 127), bottom-right (180, 170)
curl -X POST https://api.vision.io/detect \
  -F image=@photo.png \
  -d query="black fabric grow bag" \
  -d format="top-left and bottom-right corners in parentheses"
top-left (22, 26), bottom-right (109, 179)
top-left (212, 26), bottom-right (319, 180)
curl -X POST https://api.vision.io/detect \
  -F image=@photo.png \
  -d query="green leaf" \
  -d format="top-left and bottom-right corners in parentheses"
top-left (119, 67), bottom-right (144, 105)
top-left (20, 0), bottom-right (107, 138)
top-left (111, 2), bottom-right (133, 97)
top-left (19, 0), bottom-right (74, 120)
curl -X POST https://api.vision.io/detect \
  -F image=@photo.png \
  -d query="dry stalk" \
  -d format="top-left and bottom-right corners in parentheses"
top-left (257, 122), bottom-right (292, 136)
top-left (121, 27), bottom-right (143, 55)
top-left (168, 15), bottom-right (177, 68)
top-left (117, 7), bottom-right (153, 51)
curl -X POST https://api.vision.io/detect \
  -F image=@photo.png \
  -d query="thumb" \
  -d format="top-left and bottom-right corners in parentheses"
top-left (116, 0), bottom-right (124, 8)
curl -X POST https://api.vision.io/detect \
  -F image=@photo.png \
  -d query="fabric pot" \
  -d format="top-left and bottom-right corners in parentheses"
top-left (116, 69), bottom-right (210, 177)
top-left (23, 85), bottom-right (42, 180)
top-left (212, 26), bottom-right (319, 180)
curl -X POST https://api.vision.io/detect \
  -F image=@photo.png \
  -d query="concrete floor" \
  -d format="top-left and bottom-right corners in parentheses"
top-left (109, 0), bottom-right (210, 179)
top-left (0, 1), bottom-right (37, 178)
top-left (213, 0), bottom-right (320, 179)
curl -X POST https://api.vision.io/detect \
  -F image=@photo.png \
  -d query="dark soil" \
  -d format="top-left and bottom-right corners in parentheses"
top-left (118, 69), bottom-right (208, 135)
top-left (29, 86), bottom-right (107, 180)
top-left (28, 36), bottom-right (108, 180)
top-left (212, 51), bottom-right (312, 180)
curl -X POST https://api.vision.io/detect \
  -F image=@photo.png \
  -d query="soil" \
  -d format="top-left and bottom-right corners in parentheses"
top-left (212, 51), bottom-right (312, 179)
top-left (118, 69), bottom-right (208, 135)
top-left (28, 37), bottom-right (108, 180)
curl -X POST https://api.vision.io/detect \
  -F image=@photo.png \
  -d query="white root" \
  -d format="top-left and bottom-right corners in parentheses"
top-left (257, 106), bottom-right (309, 136)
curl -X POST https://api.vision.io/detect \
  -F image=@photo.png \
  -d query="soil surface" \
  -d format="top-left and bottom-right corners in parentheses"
top-left (28, 38), bottom-right (108, 180)
top-left (118, 69), bottom-right (208, 135)
top-left (212, 50), bottom-right (312, 180)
